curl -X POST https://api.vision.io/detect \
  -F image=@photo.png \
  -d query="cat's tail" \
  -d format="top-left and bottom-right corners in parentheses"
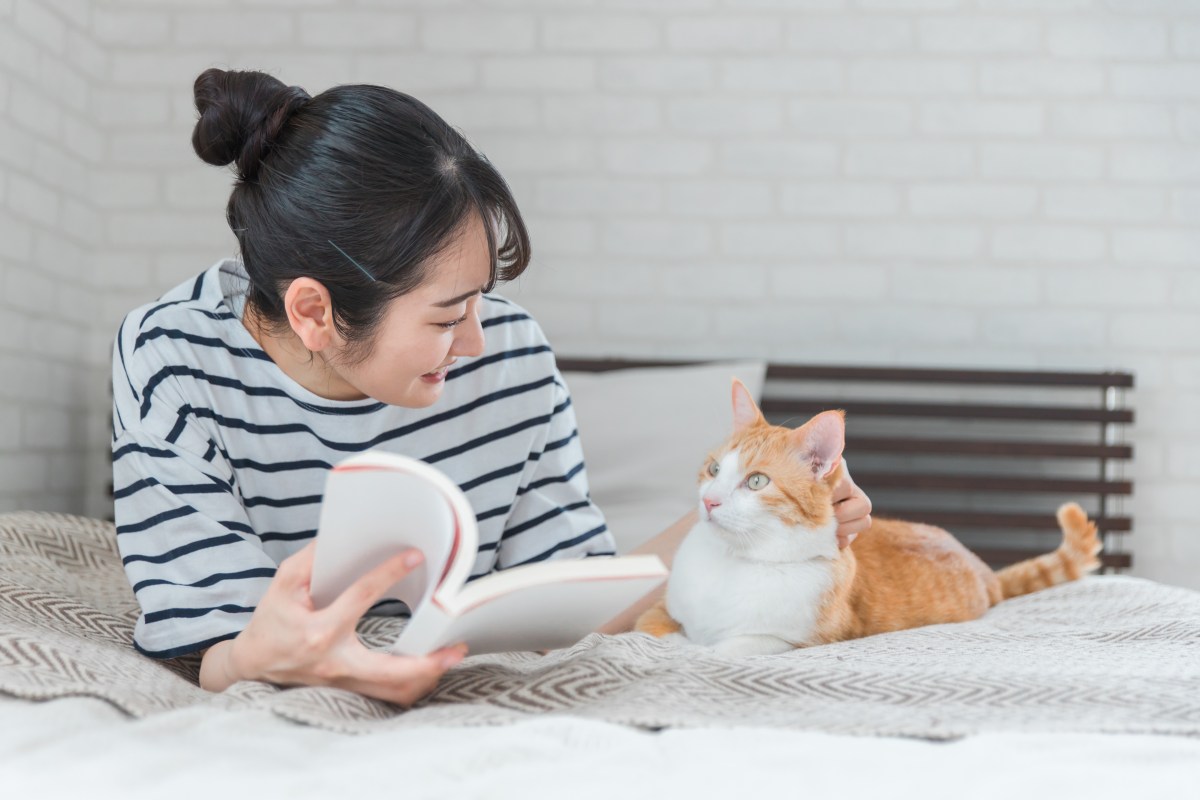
top-left (994, 502), bottom-right (1103, 601)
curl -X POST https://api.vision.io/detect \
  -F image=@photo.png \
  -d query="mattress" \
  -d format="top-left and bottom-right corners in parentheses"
top-left (1, 511), bottom-right (1196, 797)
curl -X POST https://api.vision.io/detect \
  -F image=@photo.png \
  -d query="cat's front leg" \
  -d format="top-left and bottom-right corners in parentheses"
top-left (711, 634), bottom-right (796, 657)
top-left (634, 598), bottom-right (683, 637)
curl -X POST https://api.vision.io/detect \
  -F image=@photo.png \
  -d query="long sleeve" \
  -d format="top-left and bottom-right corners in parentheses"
top-left (112, 428), bottom-right (277, 658)
top-left (112, 313), bottom-right (276, 659)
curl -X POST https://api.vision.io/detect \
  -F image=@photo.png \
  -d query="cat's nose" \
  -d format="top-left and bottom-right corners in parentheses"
top-left (703, 497), bottom-right (721, 514)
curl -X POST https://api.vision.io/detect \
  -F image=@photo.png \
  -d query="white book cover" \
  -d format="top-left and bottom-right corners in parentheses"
top-left (309, 451), bottom-right (668, 656)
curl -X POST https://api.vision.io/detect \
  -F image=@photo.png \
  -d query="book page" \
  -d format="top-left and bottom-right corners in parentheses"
top-left (309, 468), bottom-right (460, 611)
top-left (389, 559), bottom-right (667, 656)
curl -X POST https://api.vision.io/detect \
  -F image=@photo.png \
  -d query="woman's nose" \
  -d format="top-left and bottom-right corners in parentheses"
top-left (452, 309), bottom-right (485, 358)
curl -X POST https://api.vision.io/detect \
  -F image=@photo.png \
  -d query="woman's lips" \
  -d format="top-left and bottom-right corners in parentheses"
top-left (420, 363), bottom-right (454, 383)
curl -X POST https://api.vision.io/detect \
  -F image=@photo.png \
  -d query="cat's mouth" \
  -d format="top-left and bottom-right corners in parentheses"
top-left (705, 507), bottom-right (737, 532)
top-left (707, 517), bottom-right (758, 546)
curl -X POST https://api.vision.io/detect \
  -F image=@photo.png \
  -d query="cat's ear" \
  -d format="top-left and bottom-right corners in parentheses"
top-left (790, 410), bottom-right (845, 479)
top-left (731, 378), bottom-right (764, 432)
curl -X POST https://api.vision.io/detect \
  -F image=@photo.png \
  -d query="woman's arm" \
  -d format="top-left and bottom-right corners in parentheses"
top-left (199, 640), bottom-right (239, 692)
top-left (594, 509), bottom-right (696, 636)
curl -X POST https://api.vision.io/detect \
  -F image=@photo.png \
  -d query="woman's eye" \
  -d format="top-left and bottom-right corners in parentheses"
top-left (437, 313), bottom-right (469, 329)
top-left (747, 473), bottom-right (770, 491)
top-left (707, 461), bottom-right (720, 477)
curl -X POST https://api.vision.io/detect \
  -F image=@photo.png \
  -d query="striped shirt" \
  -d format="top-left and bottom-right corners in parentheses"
top-left (111, 257), bottom-right (615, 660)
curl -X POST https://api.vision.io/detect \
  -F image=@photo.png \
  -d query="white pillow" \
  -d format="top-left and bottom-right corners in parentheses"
top-left (562, 360), bottom-right (768, 554)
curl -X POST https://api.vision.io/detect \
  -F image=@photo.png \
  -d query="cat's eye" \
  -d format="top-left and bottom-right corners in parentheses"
top-left (707, 461), bottom-right (720, 478)
top-left (747, 473), bottom-right (770, 491)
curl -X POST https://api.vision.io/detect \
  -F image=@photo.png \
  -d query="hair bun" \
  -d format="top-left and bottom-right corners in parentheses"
top-left (191, 68), bottom-right (311, 182)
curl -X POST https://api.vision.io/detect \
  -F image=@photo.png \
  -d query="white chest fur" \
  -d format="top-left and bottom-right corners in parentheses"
top-left (666, 520), bottom-right (836, 649)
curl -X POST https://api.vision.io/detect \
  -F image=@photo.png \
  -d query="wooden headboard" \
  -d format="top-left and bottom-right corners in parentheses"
top-left (558, 358), bottom-right (1135, 572)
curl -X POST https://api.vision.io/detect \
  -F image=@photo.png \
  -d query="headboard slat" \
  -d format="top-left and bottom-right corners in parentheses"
top-left (879, 510), bottom-right (1132, 532)
top-left (854, 473), bottom-right (1132, 495)
top-left (766, 364), bottom-right (1134, 388)
top-left (761, 399), bottom-right (1133, 424)
top-left (850, 437), bottom-right (1133, 460)
top-left (974, 550), bottom-right (1132, 569)
top-left (559, 357), bottom-right (1136, 573)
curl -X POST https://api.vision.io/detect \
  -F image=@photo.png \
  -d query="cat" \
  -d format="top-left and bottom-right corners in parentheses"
top-left (634, 379), bottom-right (1103, 657)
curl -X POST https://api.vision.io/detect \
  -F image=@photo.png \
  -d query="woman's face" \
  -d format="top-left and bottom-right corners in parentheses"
top-left (325, 216), bottom-right (491, 408)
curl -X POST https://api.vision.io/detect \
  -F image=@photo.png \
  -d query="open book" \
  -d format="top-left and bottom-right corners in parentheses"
top-left (309, 450), bottom-right (668, 656)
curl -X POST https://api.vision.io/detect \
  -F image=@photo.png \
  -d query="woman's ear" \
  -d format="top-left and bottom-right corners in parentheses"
top-left (283, 277), bottom-right (337, 352)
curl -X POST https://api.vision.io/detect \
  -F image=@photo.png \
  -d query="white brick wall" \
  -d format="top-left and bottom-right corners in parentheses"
top-left (0, 0), bottom-right (109, 518)
top-left (2, 0), bottom-right (1199, 590)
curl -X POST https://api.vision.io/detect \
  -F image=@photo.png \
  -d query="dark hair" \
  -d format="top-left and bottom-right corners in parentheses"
top-left (191, 68), bottom-right (531, 364)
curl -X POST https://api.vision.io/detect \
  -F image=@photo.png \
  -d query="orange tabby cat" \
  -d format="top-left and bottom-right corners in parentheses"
top-left (635, 379), bottom-right (1103, 657)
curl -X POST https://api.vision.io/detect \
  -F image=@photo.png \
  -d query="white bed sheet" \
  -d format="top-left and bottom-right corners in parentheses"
top-left (0, 696), bottom-right (1195, 800)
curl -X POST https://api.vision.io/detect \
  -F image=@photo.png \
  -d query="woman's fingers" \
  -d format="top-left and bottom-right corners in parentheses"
top-left (830, 459), bottom-right (873, 549)
top-left (233, 540), bottom-right (463, 703)
top-left (829, 459), bottom-right (852, 502)
top-left (273, 540), bottom-right (319, 597)
top-left (838, 515), bottom-right (872, 540)
top-left (834, 468), bottom-right (873, 550)
top-left (834, 494), bottom-right (872, 525)
top-left (833, 463), bottom-right (873, 520)
top-left (355, 644), bottom-right (467, 687)
top-left (322, 547), bottom-right (425, 625)
top-left (346, 644), bottom-right (469, 707)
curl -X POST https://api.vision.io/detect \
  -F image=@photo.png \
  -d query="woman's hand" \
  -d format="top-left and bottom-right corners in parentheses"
top-left (200, 541), bottom-right (467, 707)
top-left (832, 460), bottom-right (873, 549)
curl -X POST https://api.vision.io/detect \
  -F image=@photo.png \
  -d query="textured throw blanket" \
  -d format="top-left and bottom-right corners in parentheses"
top-left (1, 511), bottom-right (1197, 739)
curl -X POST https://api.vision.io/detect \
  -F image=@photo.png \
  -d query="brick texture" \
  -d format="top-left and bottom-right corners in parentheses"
top-left (0, 0), bottom-right (1197, 589)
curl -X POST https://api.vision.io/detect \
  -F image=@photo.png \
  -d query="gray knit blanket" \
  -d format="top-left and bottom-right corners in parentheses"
top-left (1, 511), bottom-right (1197, 738)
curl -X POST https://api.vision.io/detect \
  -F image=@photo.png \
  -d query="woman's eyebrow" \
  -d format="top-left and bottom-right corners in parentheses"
top-left (433, 286), bottom-right (485, 308)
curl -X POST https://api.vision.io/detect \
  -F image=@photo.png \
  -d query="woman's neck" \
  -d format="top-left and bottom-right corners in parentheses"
top-left (240, 306), bottom-right (368, 402)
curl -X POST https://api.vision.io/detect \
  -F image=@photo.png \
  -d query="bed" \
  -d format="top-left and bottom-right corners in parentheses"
top-left (1, 361), bottom-right (1197, 797)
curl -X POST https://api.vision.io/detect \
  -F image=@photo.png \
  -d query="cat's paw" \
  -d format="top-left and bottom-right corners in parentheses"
top-left (634, 601), bottom-right (683, 638)
top-left (712, 635), bottom-right (796, 658)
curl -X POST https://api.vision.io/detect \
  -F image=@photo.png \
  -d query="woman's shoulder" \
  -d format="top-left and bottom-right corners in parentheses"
top-left (477, 293), bottom-right (556, 351)
top-left (452, 293), bottom-right (564, 393)
top-left (113, 261), bottom-right (250, 396)
top-left (479, 293), bottom-right (538, 332)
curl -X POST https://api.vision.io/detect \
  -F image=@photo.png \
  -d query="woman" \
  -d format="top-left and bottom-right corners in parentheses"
top-left (111, 69), bottom-right (872, 707)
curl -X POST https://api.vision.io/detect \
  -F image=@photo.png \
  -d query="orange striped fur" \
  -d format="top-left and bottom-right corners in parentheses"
top-left (635, 380), bottom-right (1103, 650)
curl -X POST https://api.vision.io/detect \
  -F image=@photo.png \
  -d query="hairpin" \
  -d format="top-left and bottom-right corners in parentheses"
top-left (327, 239), bottom-right (378, 282)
